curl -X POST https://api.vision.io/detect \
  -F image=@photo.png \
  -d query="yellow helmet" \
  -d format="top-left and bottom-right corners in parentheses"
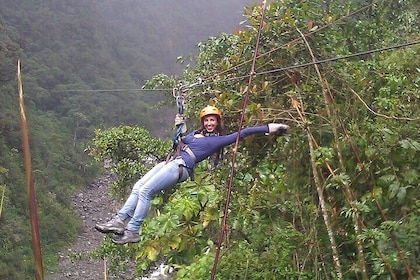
top-left (199, 105), bottom-right (221, 121)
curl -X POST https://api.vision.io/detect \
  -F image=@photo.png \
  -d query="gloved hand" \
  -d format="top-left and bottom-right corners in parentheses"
top-left (267, 123), bottom-right (289, 135)
top-left (174, 114), bottom-right (185, 126)
top-left (175, 114), bottom-right (187, 134)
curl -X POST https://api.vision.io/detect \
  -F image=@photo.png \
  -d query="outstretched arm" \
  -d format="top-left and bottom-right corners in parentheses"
top-left (215, 123), bottom-right (289, 148)
top-left (187, 124), bottom-right (289, 163)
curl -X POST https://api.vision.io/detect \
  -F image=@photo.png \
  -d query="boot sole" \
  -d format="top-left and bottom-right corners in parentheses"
top-left (94, 225), bottom-right (125, 235)
top-left (111, 237), bottom-right (140, 245)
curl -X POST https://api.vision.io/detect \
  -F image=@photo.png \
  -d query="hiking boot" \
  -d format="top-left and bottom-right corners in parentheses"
top-left (95, 215), bottom-right (125, 235)
top-left (111, 230), bottom-right (140, 245)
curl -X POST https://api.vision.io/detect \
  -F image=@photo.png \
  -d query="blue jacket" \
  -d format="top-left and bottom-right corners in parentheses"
top-left (180, 125), bottom-right (269, 171)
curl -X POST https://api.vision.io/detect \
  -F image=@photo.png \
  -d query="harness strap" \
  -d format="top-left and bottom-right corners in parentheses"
top-left (181, 145), bottom-right (196, 162)
top-left (178, 164), bottom-right (185, 181)
top-left (167, 141), bottom-right (196, 181)
top-left (170, 141), bottom-right (197, 161)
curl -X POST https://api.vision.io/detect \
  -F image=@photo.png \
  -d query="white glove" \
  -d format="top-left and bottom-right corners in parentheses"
top-left (175, 114), bottom-right (187, 134)
top-left (267, 123), bottom-right (289, 135)
top-left (174, 114), bottom-right (185, 126)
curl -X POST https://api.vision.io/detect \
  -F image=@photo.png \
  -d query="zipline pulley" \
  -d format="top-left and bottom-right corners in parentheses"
top-left (173, 80), bottom-right (186, 115)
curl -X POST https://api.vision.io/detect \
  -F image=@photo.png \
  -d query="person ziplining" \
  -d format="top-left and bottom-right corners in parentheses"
top-left (94, 104), bottom-right (289, 244)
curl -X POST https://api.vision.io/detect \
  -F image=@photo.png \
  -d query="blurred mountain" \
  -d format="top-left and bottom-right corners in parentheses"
top-left (0, 0), bottom-right (257, 135)
top-left (0, 1), bottom-right (257, 278)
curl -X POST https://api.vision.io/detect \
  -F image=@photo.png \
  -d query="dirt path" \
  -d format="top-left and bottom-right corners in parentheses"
top-left (45, 173), bottom-right (135, 280)
top-left (45, 172), bottom-right (174, 280)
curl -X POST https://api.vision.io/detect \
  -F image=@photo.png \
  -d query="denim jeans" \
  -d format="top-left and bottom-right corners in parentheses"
top-left (117, 158), bottom-right (189, 231)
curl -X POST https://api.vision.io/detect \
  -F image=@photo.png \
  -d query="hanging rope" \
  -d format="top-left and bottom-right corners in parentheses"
top-left (172, 80), bottom-right (186, 147)
top-left (171, 78), bottom-right (204, 147)
top-left (210, 1), bottom-right (268, 279)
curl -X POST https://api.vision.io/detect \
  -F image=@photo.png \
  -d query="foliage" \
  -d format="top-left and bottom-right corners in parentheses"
top-left (90, 126), bottom-right (172, 199)
top-left (130, 0), bottom-right (420, 279)
top-left (90, 138), bottom-right (223, 276)
top-left (2, 0), bottom-right (419, 279)
top-left (0, 1), bottom-right (251, 278)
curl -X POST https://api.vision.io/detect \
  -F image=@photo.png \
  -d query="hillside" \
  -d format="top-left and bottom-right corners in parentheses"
top-left (1, 0), bottom-right (256, 136)
top-left (0, 1), bottom-right (257, 279)
top-left (1, 0), bottom-right (419, 279)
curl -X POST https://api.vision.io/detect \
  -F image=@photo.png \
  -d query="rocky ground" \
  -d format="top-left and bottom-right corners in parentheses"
top-left (45, 172), bottom-right (171, 280)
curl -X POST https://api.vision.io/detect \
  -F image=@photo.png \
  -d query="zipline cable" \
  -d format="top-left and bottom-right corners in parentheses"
top-left (210, 1), bottom-right (268, 279)
top-left (52, 2), bottom-right (376, 94)
top-left (203, 39), bottom-right (420, 86)
top-left (204, 1), bottom-right (376, 83)
top-left (52, 40), bottom-right (420, 94)
top-left (258, 39), bottom-right (420, 76)
top-left (52, 88), bottom-right (171, 92)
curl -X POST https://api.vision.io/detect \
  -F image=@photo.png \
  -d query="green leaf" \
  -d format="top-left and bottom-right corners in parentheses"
top-left (388, 182), bottom-right (400, 199)
top-left (144, 242), bottom-right (159, 261)
top-left (396, 187), bottom-right (407, 203)
top-left (168, 235), bottom-right (182, 250)
top-left (399, 139), bottom-right (420, 150)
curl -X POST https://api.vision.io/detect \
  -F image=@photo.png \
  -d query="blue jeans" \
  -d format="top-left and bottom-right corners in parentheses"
top-left (117, 158), bottom-right (189, 231)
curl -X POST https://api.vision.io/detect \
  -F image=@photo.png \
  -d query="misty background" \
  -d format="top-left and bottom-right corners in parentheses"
top-left (0, 1), bottom-right (259, 278)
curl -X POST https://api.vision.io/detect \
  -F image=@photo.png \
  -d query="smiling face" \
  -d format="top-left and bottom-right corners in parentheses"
top-left (202, 114), bottom-right (219, 133)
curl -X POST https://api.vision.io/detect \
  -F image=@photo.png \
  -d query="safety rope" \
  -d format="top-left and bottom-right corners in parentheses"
top-left (210, 1), bottom-right (268, 279)
top-left (172, 81), bottom-right (186, 147)
top-left (171, 78), bottom-right (204, 147)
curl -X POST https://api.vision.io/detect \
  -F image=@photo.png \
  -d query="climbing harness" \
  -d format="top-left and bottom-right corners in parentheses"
top-left (168, 141), bottom-right (196, 181)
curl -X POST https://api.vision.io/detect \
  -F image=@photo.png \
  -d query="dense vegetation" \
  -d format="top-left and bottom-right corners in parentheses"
top-left (90, 0), bottom-right (420, 279)
top-left (0, 1), bottom-right (251, 279)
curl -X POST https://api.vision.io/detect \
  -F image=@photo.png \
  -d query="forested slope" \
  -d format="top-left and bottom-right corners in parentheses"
top-left (0, 1), bottom-right (253, 279)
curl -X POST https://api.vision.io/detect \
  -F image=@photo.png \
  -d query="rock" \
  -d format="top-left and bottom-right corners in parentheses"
top-left (45, 172), bottom-right (135, 280)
